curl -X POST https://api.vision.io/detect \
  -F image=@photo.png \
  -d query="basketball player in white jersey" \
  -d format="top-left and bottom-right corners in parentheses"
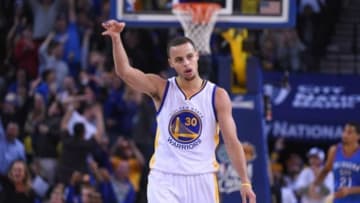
top-left (102, 20), bottom-right (256, 203)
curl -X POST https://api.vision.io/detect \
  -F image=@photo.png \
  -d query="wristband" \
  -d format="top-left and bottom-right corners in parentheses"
top-left (241, 183), bottom-right (252, 188)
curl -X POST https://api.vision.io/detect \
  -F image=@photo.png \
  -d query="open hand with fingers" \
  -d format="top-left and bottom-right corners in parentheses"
top-left (101, 20), bottom-right (126, 38)
top-left (240, 183), bottom-right (256, 203)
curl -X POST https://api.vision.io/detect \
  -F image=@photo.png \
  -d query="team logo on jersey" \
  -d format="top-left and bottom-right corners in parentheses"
top-left (168, 110), bottom-right (202, 150)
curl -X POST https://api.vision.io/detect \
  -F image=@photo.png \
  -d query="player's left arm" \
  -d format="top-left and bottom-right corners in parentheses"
top-left (335, 186), bottom-right (360, 198)
top-left (348, 187), bottom-right (360, 195)
top-left (215, 87), bottom-right (256, 202)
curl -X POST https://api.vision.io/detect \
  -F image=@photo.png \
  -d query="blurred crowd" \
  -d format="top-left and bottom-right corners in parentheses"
top-left (0, 0), bottom-right (345, 203)
top-left (269, 138), bottom-right (335, 203)
top-left (0, 1), bottom-right (163, 203)
top-left (257, 0), bottom-right (341, 73)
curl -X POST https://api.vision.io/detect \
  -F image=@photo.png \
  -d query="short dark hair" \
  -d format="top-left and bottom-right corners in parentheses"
top-left (167, 36), bottom-right (196, 57)
top-left (347, 122), bottom-right (360, 135)
top-left (73, 122), bottom-right (85, 138)
top-left (49, 40), bottom-right (62, 52)
top-left (41, 69), bottom-right (53, 81)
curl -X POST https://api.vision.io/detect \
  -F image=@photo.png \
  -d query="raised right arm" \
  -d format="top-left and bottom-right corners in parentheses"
top-left (102, 20), bottom-right (166, 103)
top-left (314, 145), bottom-right (337, 185)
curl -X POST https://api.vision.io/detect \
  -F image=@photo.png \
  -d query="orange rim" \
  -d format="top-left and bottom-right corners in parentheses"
top-left (173, 3), bottom-right (221, 24)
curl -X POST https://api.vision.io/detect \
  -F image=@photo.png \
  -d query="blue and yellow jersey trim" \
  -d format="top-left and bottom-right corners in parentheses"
top-left (175, 78), bottom-right (207, 100)
top-left (213, 173), bottom-right (220, 203)
top-left (212, 85), bottom-right (218, 121)
top-left (213, 124), bottom-right (220, 170)
top-left (149, 126), bottom-right (161, 168)
top-left (156, 80), bottom-right (170, 116)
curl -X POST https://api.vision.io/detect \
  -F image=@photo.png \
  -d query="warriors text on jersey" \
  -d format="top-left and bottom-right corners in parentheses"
top-left (149, 77), bottom-right (220, 174)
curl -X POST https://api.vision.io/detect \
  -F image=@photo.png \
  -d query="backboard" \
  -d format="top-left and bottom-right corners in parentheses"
top-left (111, 0), bottom-right (296, 28)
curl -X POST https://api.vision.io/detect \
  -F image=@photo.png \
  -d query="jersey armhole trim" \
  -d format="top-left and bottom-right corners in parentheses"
top-left (156, 80), bottom-right (170, 116)
top-left (212, 86), bottom-right (218, 121)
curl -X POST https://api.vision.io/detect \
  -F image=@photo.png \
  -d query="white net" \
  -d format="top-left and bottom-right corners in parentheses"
top-left (173, 3), bottom-right (220, 55)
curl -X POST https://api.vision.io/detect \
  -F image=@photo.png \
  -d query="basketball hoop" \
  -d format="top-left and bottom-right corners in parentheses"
top-left (172, 3), bottom-right (221, 55)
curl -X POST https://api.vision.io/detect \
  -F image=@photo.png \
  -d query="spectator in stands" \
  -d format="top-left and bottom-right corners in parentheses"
top-left (85, 50), bottom-right (107, 77)
top-left (33, 100), bottom-right (63, 185)
top-left (88, 158), bottom-right (135, 203)
top-left (131, 93), bottom-right (156, 158)
top-left (109, 161), bottom-right (136, 203)
top-left (297, 3), bottom-right (323, 71)
top-left (5, 4), bottom-right (26, 65)
top-left (7, 68), bottom-right (28, 94)
top-left (13, 86), bottom-right (29, 134)
top-left (75, 8), bottom-right (93, 39)
top-left (24, 93), bottom-right (46, 136)
top-left (57, 75), bottom-right (79, 103)
top-left (131, 94), bottom-right (156, 203)
top-left (104, 84), bottom-right (141, 141)
top-left (277, 29), bottom-right (306, 72)
top-left (63, 100), bottom-right (100, 141)
top-left (111, 137), bottom-right (145, 193)
top-left (59, 77), bottom-right (95, 110)
top-left (270, 161), bottom-right (298, 203)
top-left (45, 183), bottom-right (65, 203)
top-left (92, 134), bottom-right (113, 173)
top-left (57, 102), bottom-right (105, 184)
top-left (259, 30), bottom-right (280, 71)
top-left (0, 160), bottom-right (37, 203)
top-left (57, 122), bottom-right (96, 184)
top-left (1, 93), bottom-right (22, 128)
top-left (13, 25), bottom-right (39, 79)
top-left (89, 192), bottom-right (104, 203)
top-left (295, 147), bottom-right (333, 203)
top-left (53, 0), bottom-right (82, 66)
top-left (28, 0), bottom-right (62, 40)
top-left (22, 93), bottom-right (47, 158)
top-left (33, 69), bottom-right (57, 105)
top-left (284, 153), bottom-right (304, 190)
top-left (104, 76), bottom-right (124, 140)
top-left (0, 122), bottom-right (26, 175)
top-left (83, 158), bottom-right (120, 203)
top-left (66, 167), bottom-right (113, 203)
top-left (80, 184), bottom-right (98, 203)
top-left (65, 171), bottom-right (99, 203)
top-left (269, 138), bottom-right (298, 203)
top-left (38, 31), bottom-right (69, 90)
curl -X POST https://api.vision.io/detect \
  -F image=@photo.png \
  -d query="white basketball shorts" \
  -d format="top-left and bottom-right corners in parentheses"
top-left (147, 170), bottom-right (220, 203)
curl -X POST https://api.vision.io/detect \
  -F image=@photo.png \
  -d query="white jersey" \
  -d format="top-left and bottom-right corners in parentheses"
top-left (149, 77), bottom-right (220, 175)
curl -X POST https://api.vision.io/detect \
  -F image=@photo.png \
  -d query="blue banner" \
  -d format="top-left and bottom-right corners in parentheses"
top-left (263, 71), bottom-right (360, 140)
